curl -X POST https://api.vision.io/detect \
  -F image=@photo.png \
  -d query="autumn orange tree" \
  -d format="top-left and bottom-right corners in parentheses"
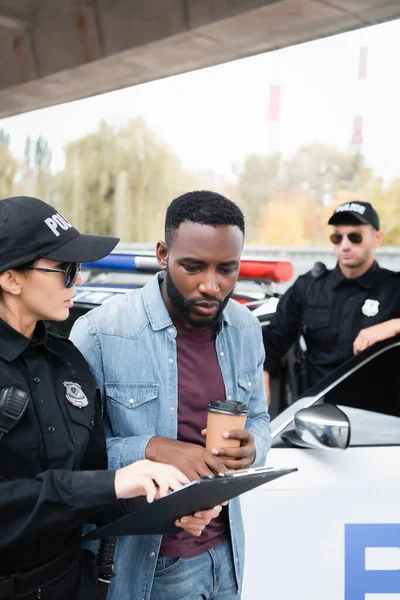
top-left (238, 143), bottom-right (400, 246)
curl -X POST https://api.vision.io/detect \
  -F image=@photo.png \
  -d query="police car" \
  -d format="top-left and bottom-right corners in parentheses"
top-left (242, 333), bottom-right (400, 599)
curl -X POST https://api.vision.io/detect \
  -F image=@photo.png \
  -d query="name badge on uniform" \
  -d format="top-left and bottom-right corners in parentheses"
top-left (63, 381), bottom-right (89, 409)
top-left (362, 299), bottom-right (380, 317)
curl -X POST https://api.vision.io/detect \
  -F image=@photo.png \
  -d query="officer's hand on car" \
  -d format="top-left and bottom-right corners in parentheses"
top-left (114, 458), bottom-right (189, 502)
top-left (201, 428), bottom-right (256, 471)
top-left (353, 319), bottom-right (400, 355)
top-left (145, 436), bottom-right (228, 480)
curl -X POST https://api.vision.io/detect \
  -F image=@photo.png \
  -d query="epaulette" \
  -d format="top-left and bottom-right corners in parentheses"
top-left (310, 261), bottom-right (328, 280)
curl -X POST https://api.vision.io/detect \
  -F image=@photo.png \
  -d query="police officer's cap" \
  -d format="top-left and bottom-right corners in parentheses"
top-left (0, 196), bottom-right (119, 272)
top-left (328, 201), bottom-right (379, 230)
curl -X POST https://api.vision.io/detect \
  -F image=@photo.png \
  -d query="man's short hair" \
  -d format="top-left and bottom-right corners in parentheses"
top-left (165, 190), bottom-right (245, 246)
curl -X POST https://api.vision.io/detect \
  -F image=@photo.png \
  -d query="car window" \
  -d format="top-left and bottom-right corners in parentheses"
top-left (322, 344), bottom-right (400, 417)
top-left (321, 344), bottom-right (400, 447)
top-left (271, 339), bottom-right (400, 448)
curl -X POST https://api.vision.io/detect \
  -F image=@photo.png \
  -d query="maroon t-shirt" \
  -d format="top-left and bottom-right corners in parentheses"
top-left (159, 320), bottom-right (227, 558)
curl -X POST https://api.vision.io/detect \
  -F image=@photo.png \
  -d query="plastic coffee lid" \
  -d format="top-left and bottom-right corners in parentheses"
top-left (206, 400), bottom-right (249, 416)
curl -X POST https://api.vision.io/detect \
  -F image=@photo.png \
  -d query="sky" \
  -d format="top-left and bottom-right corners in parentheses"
top-left (1, 17), bottom-right (399, 181)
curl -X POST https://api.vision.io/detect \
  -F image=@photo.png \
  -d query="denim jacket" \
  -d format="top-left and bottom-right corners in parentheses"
top-left (71, 273), bottom-right (271, 600)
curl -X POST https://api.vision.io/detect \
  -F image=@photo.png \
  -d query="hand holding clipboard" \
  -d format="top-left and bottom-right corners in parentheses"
top-left (84, 466), bottom-right (298, 540)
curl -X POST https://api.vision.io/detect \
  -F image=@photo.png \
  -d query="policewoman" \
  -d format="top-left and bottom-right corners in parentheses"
top-left (0, 196), bottom-right (189, 600)
top-left (263, 201), bottom-right (400, 400)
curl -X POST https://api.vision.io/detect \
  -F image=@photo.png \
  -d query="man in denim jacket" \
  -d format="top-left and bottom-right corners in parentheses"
top-left (71, 191), bottom-right (271, 600)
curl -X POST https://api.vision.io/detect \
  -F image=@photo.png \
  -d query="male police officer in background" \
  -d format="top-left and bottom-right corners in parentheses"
top-left (263, 201), bottom-right (400, 402)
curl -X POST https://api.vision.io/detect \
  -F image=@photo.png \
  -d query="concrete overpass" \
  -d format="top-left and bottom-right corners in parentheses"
top-left (1, 0), bottom-right (399, 118)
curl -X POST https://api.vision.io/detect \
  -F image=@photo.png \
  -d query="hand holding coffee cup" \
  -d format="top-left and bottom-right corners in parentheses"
top-left (205, 400), bottom-right (249, 452)
top-left (204, 400), bottom-right (255, 470)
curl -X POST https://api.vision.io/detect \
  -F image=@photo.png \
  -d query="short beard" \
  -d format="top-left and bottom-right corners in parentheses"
top-left (339, 256), bottom-right (367, 270)
top-left (165, 268), bottom-right (231, 328)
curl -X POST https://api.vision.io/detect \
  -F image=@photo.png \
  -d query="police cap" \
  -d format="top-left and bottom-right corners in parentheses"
top-left (328, 201), bottom-right (380, 230)
top-left (0, 196), bottom-right (119, 272)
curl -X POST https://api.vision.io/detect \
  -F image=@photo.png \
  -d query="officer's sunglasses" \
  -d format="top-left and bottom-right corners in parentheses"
top-left (25, 262), bottom-right (82, 289)
top-left (330, 232), bottom-right (363, 245)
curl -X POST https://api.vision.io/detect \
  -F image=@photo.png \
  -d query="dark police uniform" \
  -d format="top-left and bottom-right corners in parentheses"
top-left (0, 318), bottom-right (117, 600)
top-left (263, 261), bottom-right (400, 390)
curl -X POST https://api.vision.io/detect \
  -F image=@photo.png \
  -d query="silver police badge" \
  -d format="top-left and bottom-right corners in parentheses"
top-left (63, 381), bottom-right (89, 409)
top-left (362, 299), bottom-right (380, 317)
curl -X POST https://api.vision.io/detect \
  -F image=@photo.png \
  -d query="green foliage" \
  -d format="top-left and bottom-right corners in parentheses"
top-left (57, 118), bottom-right (198, 241)
top-left (284, 145), bottom-right (364, 201)
top-left (0, 132), bottom-right (18, 198)
top-left (24, 136), bottom-right (52, 169)
top-left (0, 129), bottom-right (10, 148)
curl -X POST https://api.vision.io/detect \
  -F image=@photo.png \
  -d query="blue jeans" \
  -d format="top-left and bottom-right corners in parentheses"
top-left (150, 539), bottom-right (240, 600)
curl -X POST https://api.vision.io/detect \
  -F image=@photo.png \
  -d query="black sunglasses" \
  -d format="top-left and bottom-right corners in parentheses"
top-left (330, 232), bottom-right (363, 245)
top-left (26, 262), bottom-right (82, 289)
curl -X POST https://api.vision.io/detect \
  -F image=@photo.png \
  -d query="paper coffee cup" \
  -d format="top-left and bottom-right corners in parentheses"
top-left (205, 400), bottom-right (249, 453)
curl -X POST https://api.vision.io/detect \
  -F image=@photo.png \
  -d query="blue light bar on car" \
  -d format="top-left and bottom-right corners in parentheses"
top-left (82, 254), bottom-right (159, 272)
top-left (82, 253), bottom-right (294, 283)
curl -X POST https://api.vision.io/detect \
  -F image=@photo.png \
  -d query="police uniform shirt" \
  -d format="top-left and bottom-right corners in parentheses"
top-left (0, 319), bottom-right (116, 575)
top-left (263, 261), bottom-right (400, 387)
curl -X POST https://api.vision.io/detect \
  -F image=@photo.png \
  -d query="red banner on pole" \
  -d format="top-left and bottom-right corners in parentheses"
top-left (358, 46), bottom-right (368, 80)
top-left (351, 116), bottom-right (363, 146)
top-left (268, 85), bottom-right (280, 122)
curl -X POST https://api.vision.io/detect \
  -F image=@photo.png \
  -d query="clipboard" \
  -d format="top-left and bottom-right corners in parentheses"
top-left (84, 466), bottom-right (297, 541)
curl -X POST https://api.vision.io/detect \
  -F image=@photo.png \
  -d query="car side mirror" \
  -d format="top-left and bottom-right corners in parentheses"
top-left (281, 404), bottom-right (350, 450)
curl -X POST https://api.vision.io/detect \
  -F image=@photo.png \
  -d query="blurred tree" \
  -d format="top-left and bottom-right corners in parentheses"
top-left (58, 118), bottom-right (197, 241)
top-left (0, 132), bottom-right (18, 198)
top-left (284, 144), bottom-right (364, 205)
top-left (237, 144), bottom-right (377, 245)
top-left (23, 135), bottom-right (52, 170)
top-left (258, 190), bottom-right (326, 246)
top-left (0, 129), bottom-right (10, 148)
top-left (21, 135), bottom-right (53, 200)
top-left (236, 152), bottom-right (282, 242)
top-left (35, 137), bottom-right (53, 199)
top-left (360, 177), bottom-right (400, 246)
